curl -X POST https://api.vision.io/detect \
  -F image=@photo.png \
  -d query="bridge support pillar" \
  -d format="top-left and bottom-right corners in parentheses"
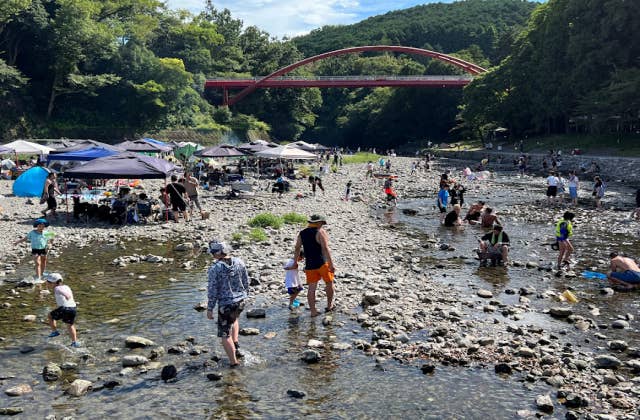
top-left (223, 88), bottom-right (229, 106)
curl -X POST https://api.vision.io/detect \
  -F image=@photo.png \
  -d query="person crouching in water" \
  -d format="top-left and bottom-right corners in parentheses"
top-left (555, 211), bottom-right (575, 270)
top-left (206, 241), bottom-right (249, 367)
top-left (45, 273), bottom-right (80, 348)
top-left (608, 252), bottom-right (640, 290)
top-left (478, 225), bottom-right (510, 266)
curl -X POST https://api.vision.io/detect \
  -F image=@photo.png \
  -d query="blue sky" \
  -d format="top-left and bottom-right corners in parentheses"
top-left (166, 1), bottom-right (460, 38)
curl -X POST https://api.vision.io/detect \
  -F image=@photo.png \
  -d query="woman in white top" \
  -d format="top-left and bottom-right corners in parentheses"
top-left (546, 172), bottom-right (559, 205)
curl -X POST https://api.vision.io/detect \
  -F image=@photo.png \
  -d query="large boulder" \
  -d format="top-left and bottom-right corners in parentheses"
top-left (124, 336), bottom-right (155, 349)
top-left (67, 379), bottom-right (92, 397)
top-left (122, 355), bottom-right (149, 367)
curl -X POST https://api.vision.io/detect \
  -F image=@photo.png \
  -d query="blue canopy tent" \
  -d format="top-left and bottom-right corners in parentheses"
top-left (13, 166), bottom-right (50, 197)
top-left (49, 140), bottom-right (123, 154)
top-left (47, 146), bottom-right (119, 162)
top-left (142, 138), bottom-right (173, 149)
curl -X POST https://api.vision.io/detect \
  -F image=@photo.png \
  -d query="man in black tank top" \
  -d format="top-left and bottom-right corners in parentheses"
top-left (293, 214), bottom-right (335, 317)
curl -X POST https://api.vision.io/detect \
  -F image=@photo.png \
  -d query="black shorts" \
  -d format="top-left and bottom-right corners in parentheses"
top-left (546, 186), bottom-right (558, 197)
top-left (47, 196), bottom-right (57, 210)
top-left (439, 206), bottom-right (447, 213)
top-left (217, 301), bottom-right (245, 338)
top-left (32, 248), bottom-right (47, 256)
top-left (50, 307), bottom-right (77, 325)
top-left (172, 201), bottom-right (187, 212)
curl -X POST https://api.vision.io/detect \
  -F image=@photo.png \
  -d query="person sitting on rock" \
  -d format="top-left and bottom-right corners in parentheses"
top-left (607, 252), bottom-right (640, 290)
top-left (477, 225), bottom-right (510, 266)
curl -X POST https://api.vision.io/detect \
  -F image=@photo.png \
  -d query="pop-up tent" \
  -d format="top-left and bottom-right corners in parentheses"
top-left (63, 152), bottom-right (177, 179)
top-left (255, 145), bottom-right (316, 160)
top-left (195, 145), bottom-right (245, 158)
top-left (0, 146), bottom-right (12, 154)
top-left (117, 140), bottom-right (173, 153)
top-left (1, 140), bottom-right (55, 155)
top-left (47, 146), bottom-right (119, 162)
top-left (12, 166), bottom-right (50, 197)
top-left (49, 140), bottom-right (123, 154)
top-left (141, 137), bottom-right (173, 149)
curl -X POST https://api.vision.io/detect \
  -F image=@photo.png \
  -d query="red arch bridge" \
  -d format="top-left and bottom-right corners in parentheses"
top-left (205, 46), bottom-right (487, 106)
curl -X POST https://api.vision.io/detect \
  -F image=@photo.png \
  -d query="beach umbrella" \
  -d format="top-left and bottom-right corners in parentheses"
top-left (195, 145), bottom-right (245, 158)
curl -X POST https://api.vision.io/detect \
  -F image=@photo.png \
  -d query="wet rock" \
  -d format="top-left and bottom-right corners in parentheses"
top-left (562, 393), bottom-right (588, 408)
top-left (301, 349), bottom-right (320, 364)
top-left (264, 332), bottom-right (277, 339)
top-left (608, 340), bottom-right (628, 351)
top-left (161, 365), bottom-right (177, 382)
top-left (42, 363), bottom-right (62, 382)
top-left (519, 286), bottom-right (536, 296)
top-left (21, 315), bottom-right (36, 322)
top-left (536, 394), bottom-right (554, 413)
top-left (287, 389), bottom-right (306, 398)
top-left (206, 372), bottom-right (223, 381)
top-left (611, 319), bottom-right (629, 329)
top-left (600, 287), bottom-right (614, 295)
top-left (193, 302), bottom-right (207, 312)
top-left (495, 363), bottom-right (512, 374)
top-left (549, 307), bottom-right (573, 318)
top-left (609, 396), bottom-right (634, 409)
top-left (362, 292), bottom-right (382, 306)
top-left (307, 339), bottom-right (323, 348)
top-left (330, 342), bottom-right (351, 351)
top-left (61, 362), bottom-right (78, 370)
top-left (122, 355), bottom-right (149, 367)
top-left (124, 335), bottom-right (155, 348)
top-left (246, 308), bottom-right (266, 318)
top-left (594, 355), bottom-right (622, 369)
top-left (477, 289), bottom-right (493, 298)
top-left (239, 328), bottom-right (260, 336)
top-left (624, 360), bottom-right (640, 372)
top-left (67, 379), bottom-right (92, 397)
top-left (322, 315), bottom-right (333, 326)
top-left (420, 363), bottom-right (436, 374)
top-left (174, 243), bottom-right (194, 251)
top-left (4, 384), bottom-right (32, 397)
top-left (0, 407), bottom-right (23, 415)
top-left (18, 346), bottom-right (34, 354)
top-left (516, 347), bottom-right (536, 358)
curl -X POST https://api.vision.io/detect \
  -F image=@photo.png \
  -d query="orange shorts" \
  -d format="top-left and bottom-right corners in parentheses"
top-left (305, 263), bottom-right (334, 284)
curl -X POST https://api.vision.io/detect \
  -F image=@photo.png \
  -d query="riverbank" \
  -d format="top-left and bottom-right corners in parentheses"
top-left (1, 157), bottom-right (639, 418)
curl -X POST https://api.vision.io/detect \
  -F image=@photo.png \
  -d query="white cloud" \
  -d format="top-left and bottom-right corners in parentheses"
top-left (166, 0), bottom-right (427, 38)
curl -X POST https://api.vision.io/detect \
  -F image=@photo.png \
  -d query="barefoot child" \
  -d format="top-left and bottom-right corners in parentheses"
top-left (45, 273), bottom-right (80, 348)
top-left (284, 251), bottom-right (304, 310)
top-left (13, 218), bottom-right (53, 280)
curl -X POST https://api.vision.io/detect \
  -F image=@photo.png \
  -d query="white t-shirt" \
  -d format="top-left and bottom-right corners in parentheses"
top-left (568, 175), bottom-right (578, 188)
top-left (547, 176), bottom-right (558, 187)
top-left (283, 259), bottom-right (301, 289)
top-left (54, 285), bottom-right (76, 308)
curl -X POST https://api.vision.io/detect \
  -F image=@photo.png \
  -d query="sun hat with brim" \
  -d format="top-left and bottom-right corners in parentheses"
top-left (45, 273), bottom-right (63, 283)
top-left (307, 214), bottom-right (327, 224)
top-left (208, 240), bottom-right (233, 256)
top-left (33, 218), bottom-right (50, 227)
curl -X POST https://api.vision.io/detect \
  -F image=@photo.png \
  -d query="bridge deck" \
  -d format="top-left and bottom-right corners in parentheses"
top-left (205, 75), bottom-right (473, 89)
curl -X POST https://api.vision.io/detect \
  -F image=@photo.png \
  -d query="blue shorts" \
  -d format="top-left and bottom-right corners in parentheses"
top-left (569, 187), bottom-right (577, 198)
top-left (610, 270), bottom-right (640, 284)
top-left (287, 286), bottom-right (303, 295)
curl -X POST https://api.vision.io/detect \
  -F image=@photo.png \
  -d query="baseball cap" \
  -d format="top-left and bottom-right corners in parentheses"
top-left (45, 273), bottom-right (63, 283)
top-left (208, 240), bottom-right (232, 256)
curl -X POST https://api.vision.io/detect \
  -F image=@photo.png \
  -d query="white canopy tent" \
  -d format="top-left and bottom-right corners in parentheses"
top-left (254, 145), bottom-right (317, 160)
top-left (1, 140), bottom-right (55, 155)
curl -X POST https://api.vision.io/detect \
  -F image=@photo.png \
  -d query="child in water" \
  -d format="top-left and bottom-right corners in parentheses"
top-left (45, 272), bottom-right (80, 347)
top-left (284, 251), bottom-right (305, 310)
top-left (13, 218), bottom-right (54, 280)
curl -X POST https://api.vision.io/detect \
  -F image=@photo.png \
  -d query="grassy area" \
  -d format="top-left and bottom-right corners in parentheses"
top-left (282, 212), bottom-right (307, 225)
top-left (248, 213), bottom-right (283, 229)
top-left (249, 228), bottom-right (268, 242)
top-left (342, 152), bottom-right (381, 164)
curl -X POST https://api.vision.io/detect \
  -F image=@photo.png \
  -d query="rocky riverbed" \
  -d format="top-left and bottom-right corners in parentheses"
top-left (0, 157), bottom-right (639, 418)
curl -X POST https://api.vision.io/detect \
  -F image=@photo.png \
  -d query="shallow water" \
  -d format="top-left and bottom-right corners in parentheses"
top-left (1, 239), bottom-right (554, 418)
top-left (1, 171), bottom-right (638, 418)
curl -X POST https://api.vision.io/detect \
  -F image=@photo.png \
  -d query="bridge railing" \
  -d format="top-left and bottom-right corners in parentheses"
top-left (206, 75), bottom-right (473, 82)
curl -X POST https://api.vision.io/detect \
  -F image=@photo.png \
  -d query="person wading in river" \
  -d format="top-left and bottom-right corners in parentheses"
top-left (293, 215), bottom-right (335, 317)
top-left (555, 211), bottom-right (575, 271)
top-left (608, 252), bottom-right (640, 290)
top-left (206, 241), bottom-right (249, 367)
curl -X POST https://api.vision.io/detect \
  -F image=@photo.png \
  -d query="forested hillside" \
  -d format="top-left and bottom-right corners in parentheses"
top-left (461, 0), bottom-right (640, 141)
